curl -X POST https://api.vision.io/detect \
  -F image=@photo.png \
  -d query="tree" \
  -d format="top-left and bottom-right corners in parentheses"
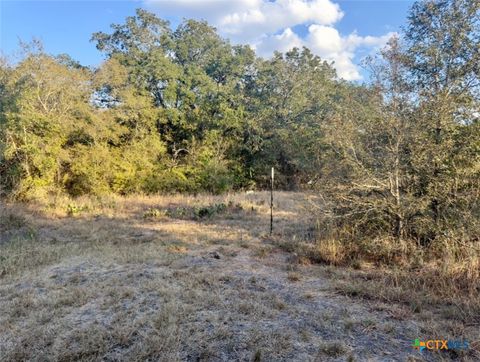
top-left (405, 0), bottom-right (480, 236)
top-left (91, 11), bottom-right (256, 192)
top-left (245, 47), bottom-right (337, 188)
top-left (322, 37), bottom-right (416, 240)
top-left (0, 44), bottom-right (93, 198)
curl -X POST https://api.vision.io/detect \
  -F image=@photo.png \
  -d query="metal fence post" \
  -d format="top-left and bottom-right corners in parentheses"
top-left (270, 167), bottom-right (274, 236)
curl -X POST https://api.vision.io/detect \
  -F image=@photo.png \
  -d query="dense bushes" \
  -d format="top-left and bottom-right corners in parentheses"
top-left (1, 2), bottom-right (479, 251)
top-left (1, 10), bottom-right (347, 198)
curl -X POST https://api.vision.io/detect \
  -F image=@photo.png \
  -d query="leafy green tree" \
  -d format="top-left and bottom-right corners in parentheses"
top-left (0, 44), bottom-right (93, 199)
top-left (245, 47), bottom-right (337, 188)
top-left (405, 0), bottom-right (480, 236)
top-left (91, 11), bottom-right (255, 192)
top-left (320, 37), bottom-right (418, 240)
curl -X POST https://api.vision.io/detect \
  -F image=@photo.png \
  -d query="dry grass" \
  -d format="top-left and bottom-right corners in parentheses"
top-left (1, 191), bottom-right (478, 361)
top-left (276, 228), bottom-right (480, 360)
top-left (274, 204), bottom-right (480, 327)
top-left (278, 236), bottom-right (480, 324)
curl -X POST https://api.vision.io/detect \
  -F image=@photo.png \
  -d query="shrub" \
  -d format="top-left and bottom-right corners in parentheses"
top-left (165, 203), bottom-right (232, 220)
top-left (66, 203), bottom-right (89, 216)
top-left (143, 208), bottom-right (167, 219)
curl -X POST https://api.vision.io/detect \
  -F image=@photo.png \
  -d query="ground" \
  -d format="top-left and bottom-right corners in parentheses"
top-left (0, 192), bottom-right (477, 361)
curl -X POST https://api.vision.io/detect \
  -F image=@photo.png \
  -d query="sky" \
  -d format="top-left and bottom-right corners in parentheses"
top-left (0, 0), bottom-right (414, 81)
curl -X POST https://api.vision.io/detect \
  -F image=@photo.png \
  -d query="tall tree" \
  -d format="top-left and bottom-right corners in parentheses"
top-left (340, 37), bottom-right (414, 240)
top-left (245, 47), bottom-right (337, 188)
top-left (405, 0), bottom-right (480, 235)
top-left (0, 44), bottom-right (93, 198)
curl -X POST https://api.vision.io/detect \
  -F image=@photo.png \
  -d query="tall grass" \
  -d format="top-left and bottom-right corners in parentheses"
top-left (278, 207), bottom-right (480, 326)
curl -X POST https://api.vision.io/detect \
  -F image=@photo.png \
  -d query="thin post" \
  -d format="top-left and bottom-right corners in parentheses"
top-left (270, 167), bottom-right (274, 236)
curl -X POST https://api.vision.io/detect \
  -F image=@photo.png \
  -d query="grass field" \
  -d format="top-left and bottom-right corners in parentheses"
top-left (0, 192), bottom-right (478, 361)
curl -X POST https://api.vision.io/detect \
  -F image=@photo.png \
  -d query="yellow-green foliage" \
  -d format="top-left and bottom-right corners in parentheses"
top-left (0, 6), bottom-right (478, 251)
top-left (0, 44), bottom-right (241, 198)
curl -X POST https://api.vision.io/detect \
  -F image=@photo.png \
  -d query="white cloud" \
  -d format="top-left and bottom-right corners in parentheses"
top-left (218, 0), bottom-right (343, 42)
top-left (255, 28), bottom-right (304, 55)
top-left (305, 25), bottom-right (395, 80)
top-left (144, 0), bottom-right (394, 80)
top-left (255, 25), bottom-right (395, 80)
top-left (143, 0), bottom-right (262, 27)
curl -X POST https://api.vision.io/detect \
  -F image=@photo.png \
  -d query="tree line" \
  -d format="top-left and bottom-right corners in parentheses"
top-left (1, 0), bottom-right (479, 243)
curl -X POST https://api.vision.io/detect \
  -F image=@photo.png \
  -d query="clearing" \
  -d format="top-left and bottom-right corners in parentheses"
top-left (0, 192), bottom-right (477, 361)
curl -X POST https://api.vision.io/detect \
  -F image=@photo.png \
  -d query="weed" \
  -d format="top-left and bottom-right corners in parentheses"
top-left (319, 341), bottom-right (349, 357)
top-left (0, 212), bottom-right (27, 231)
top-left (166, 202), bottom-right (231, 220)
top-left (143, 207), bottom-right (167, 219)
top-left (287, 272), bottom-right (301, 282)
top-left (254, 245), bottom-right (273, 258)
top-left (66, 203), bottom-right (89, 216)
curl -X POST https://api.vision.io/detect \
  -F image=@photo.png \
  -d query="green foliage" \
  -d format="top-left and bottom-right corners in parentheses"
top-left (315, 1), bottom-right (479, 244)
top-left (66, 203), bottom-right (89, 216)
top-left (244, 48), bottom-right (338, 189)
top-left (143, 207), bottom-right (166, 219)
top-left (0, 4), bottom-right (478, 248)
top-left (165, 202), bottom-right (231, 220)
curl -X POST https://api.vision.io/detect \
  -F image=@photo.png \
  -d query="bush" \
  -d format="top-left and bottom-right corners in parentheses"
top-left (142, 168), bottom-right (198, 194)
top-left (66, 203), bottom-right (89, 216)
top-left (143, 208), bottom-right (167, 219)
top-left (164, 203), bottom-right (234, 220)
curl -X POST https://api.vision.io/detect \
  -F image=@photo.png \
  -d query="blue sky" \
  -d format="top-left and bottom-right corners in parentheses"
top-left (0, 0), bottom-right (414, 80)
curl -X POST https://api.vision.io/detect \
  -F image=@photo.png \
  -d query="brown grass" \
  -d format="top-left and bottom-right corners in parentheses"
top-left (1, 191), bottom-right (479, 361)
top-left (275, 217), bottom-right (480, 326)
top-left (291, 243), bottom-right (477, 315)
